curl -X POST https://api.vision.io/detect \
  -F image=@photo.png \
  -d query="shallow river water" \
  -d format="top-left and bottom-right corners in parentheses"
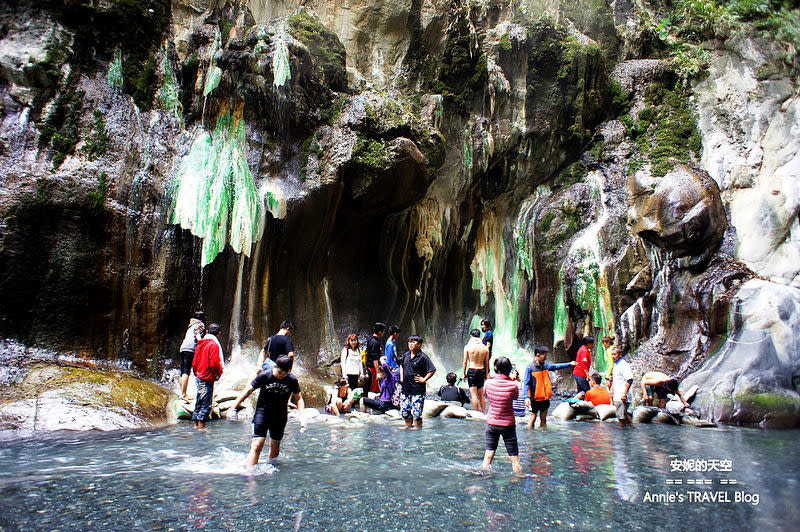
top-left (0, 414), bottom-right (797, 531)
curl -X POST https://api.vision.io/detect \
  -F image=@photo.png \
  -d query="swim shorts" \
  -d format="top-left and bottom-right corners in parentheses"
top-left (466, 368), bottom-right (486, 389)
top-left (616, 400), bottom-right (630, 420)
top-left (530, 399), bottom-right (550, 414)
top-left (252, 411), bottom-right (288, 441)
top-left (400, 394), bottom-right (424, 420)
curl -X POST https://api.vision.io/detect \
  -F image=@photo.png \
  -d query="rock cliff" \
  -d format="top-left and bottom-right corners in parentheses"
top-left (0, 0), bottom-right (798, 427)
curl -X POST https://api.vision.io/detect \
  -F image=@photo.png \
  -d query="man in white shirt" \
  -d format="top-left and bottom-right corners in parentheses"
top-left (610, 347), bottom-right (634, 427)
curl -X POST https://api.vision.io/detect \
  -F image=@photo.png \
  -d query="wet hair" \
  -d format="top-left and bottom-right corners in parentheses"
top-left (583, 336), bottom-right (595, 345)
top-left (336, 377), bottom-right (348, 387)
top-left (275, 355), bottom-right (293, 372)
top-left (534, 345), bottom-right (550, 355)
top-left (665, 379), bottom-right (680, 393)
top-left (388, 325), bottom-right (400, 335)
top-left (470, 328), bottom-right (481, 338)
top-left (345, 333), bottom-right (360, 349)
top-left (481, 318), bottom-right (492, 328)
top-left (601, 336), bottom-right (615, 345)
top-left (446, 372), bottom-right (457, 385)
top-left (280, 320), bottom-right (294, 330)
top-left (591, 373), bottom-right (603, 385)
top-left (611, 346), bottom-right (624, 356)
top-left (193, 311), bottom-right (205, 321)
top-left (408, 334), bottom-right (423, 344)
top-left (373, 322), bottom-right (386, 334)
top-left (494, 356), bottom-right (512, 376)
top-left (207, 323), bottom-right (221, 336)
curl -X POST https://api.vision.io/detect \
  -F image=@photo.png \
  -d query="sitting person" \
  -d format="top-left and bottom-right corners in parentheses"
top-left (326, 377), bottom-right (357, 415)
top-left (640, 371), bottom-right (693, 413)
top-left (582, 373), bottom-right (611, 406)
top-left (362, 357), bottom-right (397, 413)
top-left (437, 372), bottom-right (470, 406)
top-left (509, 368), bottom-right (526, 417)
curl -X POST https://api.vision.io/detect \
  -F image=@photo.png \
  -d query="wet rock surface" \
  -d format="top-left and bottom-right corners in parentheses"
top-left (0, 362), bottom-right (173, 436)
top-left (0, 0), bottom-right (798, 429)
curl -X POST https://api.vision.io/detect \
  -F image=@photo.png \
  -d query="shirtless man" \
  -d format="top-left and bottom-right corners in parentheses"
top-left (640, 372), bottom-right (693, 413)
top-left (462, 328), bottom-right (490, 411)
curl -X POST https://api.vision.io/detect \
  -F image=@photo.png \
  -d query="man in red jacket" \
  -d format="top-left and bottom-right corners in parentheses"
top-left (573, 336), bottom-right (594, 394)
top-left (191, 323), bottom-right (224, 429)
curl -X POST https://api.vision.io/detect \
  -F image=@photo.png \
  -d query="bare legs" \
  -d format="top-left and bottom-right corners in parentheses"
top-left (247, 437), bottom-right (282, 466)
top-left (482, 451), bottom-right (522, 476)
top-left (470, 386), bottom-right (486, 411)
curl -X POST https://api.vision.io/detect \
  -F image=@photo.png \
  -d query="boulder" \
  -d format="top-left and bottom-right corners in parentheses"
top-left (683, 384), bottom-right (699, 403)
top-left (594, 404), bottom-right (616, 421)
top-left (652, 411), bottom-right (679, 424)
top-left (570, 400), bottom-right (599, 418)
top-left (423, 400), bottom-right (448, 418)
top-left (385, 409), bottom-right (402, 419)
top-left (628, 164), bottom-right (727, 266)
top-left (632, 406), bottom-right (659, 423)
top-left (0, 364), bottom-right (172, 434)
top-left (467, 410), bottom-right (487, 421)
top-left (680, 415), bottom-right (717, 428)
top-left (441, 405), bottom-right (468, 419)
top-left (551, 402), bottom-right (576, 420)
top-left (665, 399), bottom-right (685, 415)
top-left (683, 280), bottom-right (800, 428)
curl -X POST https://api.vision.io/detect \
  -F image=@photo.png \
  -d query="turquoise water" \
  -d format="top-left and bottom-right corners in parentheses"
top-left (0, 417), bottom-right (797, 531)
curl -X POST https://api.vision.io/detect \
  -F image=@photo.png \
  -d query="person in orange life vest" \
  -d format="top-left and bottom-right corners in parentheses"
top-left (581, 373), bottom-right (611, 406)
top-left (522, 345), bottom-right (576, 429)
top-left (573, 336), bottom-right (594, 394)
top-left (191, 323), bottom-right (224, 429)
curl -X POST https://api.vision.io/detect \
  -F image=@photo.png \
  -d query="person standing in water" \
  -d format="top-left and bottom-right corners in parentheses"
top-left (462, 328), bottom-right (490, 411)
top-left (191, 323), bottom-right (224, 429)
top-left (399, 335), bottom-right (436, 429)
top-left (228, 355), bottom-right (305, 465)
top-left (178, 311), bottom-right (205, 402)
top-left (256, 321), bottom-right (295, 374)
top-left (482, 357), bottom-right (522, 475)
top-left (522, 346), bottom-right (576, 429)
top-left (573, 336), bottom-right (594, 395)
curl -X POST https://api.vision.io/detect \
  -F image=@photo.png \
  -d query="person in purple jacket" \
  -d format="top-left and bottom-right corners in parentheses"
top-left (362, 356), bottom-right (398, 413)
top-left (482, 357), bottom-right (522, 475)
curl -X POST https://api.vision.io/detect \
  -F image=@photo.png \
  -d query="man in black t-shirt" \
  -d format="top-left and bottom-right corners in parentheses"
top-left (256, 320), bottom-right (295, 374)
top-left (399, 334), bottom-right (436, 429)
top-left (228, 355), bottom-right (305, 466)
top-left (364, 322), bottom-right (385, 394)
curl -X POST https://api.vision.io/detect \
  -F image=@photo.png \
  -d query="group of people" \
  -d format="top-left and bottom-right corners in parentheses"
top-left (178, 313), bottom-right (691, 473)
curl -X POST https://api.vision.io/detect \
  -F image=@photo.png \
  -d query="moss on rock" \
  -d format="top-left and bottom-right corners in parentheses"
top-left (288, 9), bottom-right (347, 92)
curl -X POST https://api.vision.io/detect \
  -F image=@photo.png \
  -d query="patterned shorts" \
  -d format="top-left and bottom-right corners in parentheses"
top-left (400, 394), bottom-right (425, 420)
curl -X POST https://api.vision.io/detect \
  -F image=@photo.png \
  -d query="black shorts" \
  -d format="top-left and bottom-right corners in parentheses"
top-left (530, 399), bottom-right (550, 414)
top-left (485, 424), bottom-right (519, 456)
top-left (252, 411), bottom-right (288, 441)
top-left (179, 351), bottom-right (194, 376)
top-left (466, 368), bottom-right (486, 389)
top-left (646, 384), bottom-right (670, 401)
top-left (574, 376), bottom-right (590, 393)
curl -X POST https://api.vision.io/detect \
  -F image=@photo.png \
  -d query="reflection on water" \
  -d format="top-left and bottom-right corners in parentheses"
top-left (0, 418), bottom-right (798, 530)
